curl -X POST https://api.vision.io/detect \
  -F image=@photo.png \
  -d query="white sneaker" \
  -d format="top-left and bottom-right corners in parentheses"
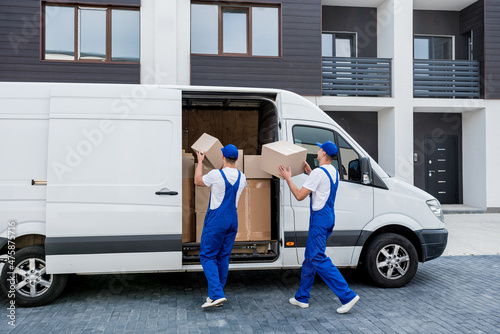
top-left (202, 297), bottom-right (227, 308)
top-left (336, 295), bottom-right (360, 314)
top-left (289, 297), bottom-right (309, 309)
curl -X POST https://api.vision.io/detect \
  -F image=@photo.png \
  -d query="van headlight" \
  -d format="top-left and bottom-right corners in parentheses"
top-left (427, 199), bottom-right (444, 223)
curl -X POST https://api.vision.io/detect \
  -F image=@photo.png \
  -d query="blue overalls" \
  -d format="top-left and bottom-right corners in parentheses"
top-left (295, 167), bottom-right (357, 305)
top-left (199, 170), bottom-right (241, 300)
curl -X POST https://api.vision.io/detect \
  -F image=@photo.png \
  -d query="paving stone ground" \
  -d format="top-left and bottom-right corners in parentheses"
top-left (1, 255), bottom-right (499, 333)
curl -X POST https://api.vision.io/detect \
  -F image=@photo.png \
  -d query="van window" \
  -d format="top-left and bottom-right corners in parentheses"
top-left (292, 125), bottom-right (339, 171)
top-left (337, 135), bottom-right (361, 182)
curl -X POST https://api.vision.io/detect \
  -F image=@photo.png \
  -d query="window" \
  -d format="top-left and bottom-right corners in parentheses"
top-left (191, 3), bottom-right (280, 57)
top-left (322, 33), bottom-right (356, 57)
top-left (414, 36), bottom-right (453, 60)
top-left (43, 5), bottom-right (140, 62)
top-left (292, 126), bottom-right (339, 171)
top-left (293, 125), bottom-right (362, 182)
top-left (337, 135), bottom-right (361, 182)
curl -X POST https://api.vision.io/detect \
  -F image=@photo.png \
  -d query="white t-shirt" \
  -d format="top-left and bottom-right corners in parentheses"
top-left (202, 167), bottom-right (247, 210)
top-left (302, 164), bottom-right (339, 211)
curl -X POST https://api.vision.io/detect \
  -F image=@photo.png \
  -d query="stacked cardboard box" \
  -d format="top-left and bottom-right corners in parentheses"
top-left (182, 152), bottom-right (195, 243)
top-left (195, 179), bottom-right (271, 243)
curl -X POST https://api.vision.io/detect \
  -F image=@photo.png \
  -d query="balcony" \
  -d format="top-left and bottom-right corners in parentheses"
top-left (414, 60), bottom-right (480, 98)
top-left (322, 57), bottom-right (392, 97)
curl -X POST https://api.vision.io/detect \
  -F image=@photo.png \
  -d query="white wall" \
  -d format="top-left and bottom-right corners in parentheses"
top-left (140, 0), bottom-right (190, 85)
top-left (485, 103), bottom-right (500, 208)
top-left (376, 0), bottom-right (414, 184)
top-left (462, 108), bottom-right (487, 209)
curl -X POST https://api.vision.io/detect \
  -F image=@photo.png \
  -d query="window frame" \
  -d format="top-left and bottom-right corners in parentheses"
top-left (413, 34), bottom-right (455, 60)
top-left (191, 1), bottom-right (281, 58)
top-left (41, 3), bottom-right (140, 64)
top-left (322, 32), bottom-right (357, 58)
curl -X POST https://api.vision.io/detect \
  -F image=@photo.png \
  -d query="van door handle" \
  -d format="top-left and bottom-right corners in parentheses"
top-left (155, 188), bottom-right (178, 196)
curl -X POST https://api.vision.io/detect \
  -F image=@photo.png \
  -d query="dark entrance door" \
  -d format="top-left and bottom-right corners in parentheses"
top-left (425, 136), bottom-right (459, 204)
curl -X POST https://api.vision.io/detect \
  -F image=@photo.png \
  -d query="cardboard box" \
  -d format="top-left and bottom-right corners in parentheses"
top-left (194, 163), bottom-right (212, 213)
top-left (182, 179), bottom-right (195, 242)
top-left (236, 179), bottom-right (271, 241)
top-left (182, 155), bottom-right (195, 179)
top-left (196, 180), bottom-right (271, 243)
top-left (196, 212), bottom-right (206, 243)
top-left (191, 133), bottom-right (224, 169)
top-left (260, 141), bottom-right (307, 178)
top-left (244, 155), bottom-right (272, 179)
top-left (235, 149), bottom-right (244, 172)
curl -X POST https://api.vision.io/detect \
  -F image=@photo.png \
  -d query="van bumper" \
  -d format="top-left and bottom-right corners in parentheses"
top-left (416, 228), bottom-right (448, 262)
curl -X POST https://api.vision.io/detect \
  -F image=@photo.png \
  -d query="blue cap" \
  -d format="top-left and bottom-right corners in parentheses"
top-left (221, 144), bottom-right (239, 159)
top-left (316, 141), bottom-right (338, 157)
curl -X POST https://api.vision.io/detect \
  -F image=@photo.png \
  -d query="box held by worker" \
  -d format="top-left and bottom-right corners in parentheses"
top-left (260, 141), bottom-right (307, 178)
top-left (191, 133), bottom-right (224, 169)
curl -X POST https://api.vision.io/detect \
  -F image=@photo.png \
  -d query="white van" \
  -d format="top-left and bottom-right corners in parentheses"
top-left (0, 83), bottom-right (447, 307)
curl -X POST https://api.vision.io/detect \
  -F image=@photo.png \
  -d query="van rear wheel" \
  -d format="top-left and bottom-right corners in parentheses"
top-left (0, 246), bottom-right (67, 307)
top-left (363, 233), bottom-right (418, 288)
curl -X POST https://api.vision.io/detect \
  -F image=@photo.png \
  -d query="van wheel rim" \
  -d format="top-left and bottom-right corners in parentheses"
top-left (375, 244), bottom-right (410, 280)
top-left (13, 258), bottom-right (53, 298)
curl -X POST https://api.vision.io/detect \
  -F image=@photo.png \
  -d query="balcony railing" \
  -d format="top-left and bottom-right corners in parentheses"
top-left (322, 57), bottom-right (392, 97)
top-left (414, 59), bottom-right (480, 98)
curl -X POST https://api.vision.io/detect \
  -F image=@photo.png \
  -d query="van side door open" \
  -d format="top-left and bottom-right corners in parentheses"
top-left (45, 86), bottom-right (183, 274)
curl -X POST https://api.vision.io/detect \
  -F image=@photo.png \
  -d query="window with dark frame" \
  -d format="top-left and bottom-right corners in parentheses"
top-left (43, 4), bottom-right (140, 63)
top-left (322, 33), bottom-right (357, 58)
top-left (414, 36), bottom-right (453, 60)
top-left (190, 2), bottom-right (280, 57)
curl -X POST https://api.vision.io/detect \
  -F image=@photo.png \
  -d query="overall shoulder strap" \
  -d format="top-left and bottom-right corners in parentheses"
top-left (219, 169), bottom-right (231, 187)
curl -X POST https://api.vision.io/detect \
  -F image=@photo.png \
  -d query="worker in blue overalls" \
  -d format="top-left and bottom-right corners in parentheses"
top-left (194, 144), bottom-right (247, 308)
top-left (279, 141), bottom-right (360, 314)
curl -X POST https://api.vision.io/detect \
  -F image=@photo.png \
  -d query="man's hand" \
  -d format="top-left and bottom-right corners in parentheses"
top-left (304, 161), bottom-right (312, 175)
top-left (279, 164), bottom-right (311, 201)
top-left (196, 150), bottom-right (205, 163)
top-left (278, 164), bottom-right (292, 181)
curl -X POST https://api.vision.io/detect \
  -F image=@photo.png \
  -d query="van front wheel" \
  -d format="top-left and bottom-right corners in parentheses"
top-left (0, 246), bottom-right (68, 307)
top-left (363, 233), bottom-right (418, 288)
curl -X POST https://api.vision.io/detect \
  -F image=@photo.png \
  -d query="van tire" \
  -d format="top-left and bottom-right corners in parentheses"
top-left (363, 233), bottom-right (418, 288)
top-left (0, 246), bottom-right (68, 307)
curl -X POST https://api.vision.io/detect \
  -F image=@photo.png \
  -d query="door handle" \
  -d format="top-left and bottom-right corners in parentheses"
top-left (155, 188), bottom-right (178, 196)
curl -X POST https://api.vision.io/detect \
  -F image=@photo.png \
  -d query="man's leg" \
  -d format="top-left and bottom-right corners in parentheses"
top-left (199, 228), bottom-right (225, 300)
top-left (309, 225), bottom-right (357, 305)
top-left (216, 230), bottom-right (237, 288)
top-left (294, 257), bottom-right (316, 303)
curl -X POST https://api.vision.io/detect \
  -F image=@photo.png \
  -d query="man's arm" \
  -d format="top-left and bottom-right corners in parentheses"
top-left (278, 164), bottom-right (312, 201)
top-left (194, 151), bottom-right (207, 187)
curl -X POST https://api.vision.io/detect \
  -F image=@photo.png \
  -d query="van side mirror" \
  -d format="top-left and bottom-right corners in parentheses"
top-left (360, 157), bottom-right (373, 185)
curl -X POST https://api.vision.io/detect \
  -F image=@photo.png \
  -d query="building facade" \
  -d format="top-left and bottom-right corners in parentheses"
top-left (1, 0), bottom-right (499, 211)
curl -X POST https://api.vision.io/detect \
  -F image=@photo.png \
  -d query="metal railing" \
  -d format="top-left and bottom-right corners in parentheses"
top-left (414, 59), bottom-right (480, 98)
top-left (322, 57), bottom-right (392, 97)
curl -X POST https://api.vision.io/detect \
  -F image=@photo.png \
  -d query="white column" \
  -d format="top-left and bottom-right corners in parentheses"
top-left (485, 103), bottom-right (500, 209)
top-left (377, 0), bottom-right (414, 184)
top-left (140, 0), bottom-right (190, 85)
top-left (462, 108), bottom-right (487, 209)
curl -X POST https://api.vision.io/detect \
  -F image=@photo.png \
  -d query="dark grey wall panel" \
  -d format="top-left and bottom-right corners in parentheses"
top-left (413, 113), bottom-right (463, 204)
top-left (325, 111), bottom-right (378, 162)
top-left (484, 0), bottom-right (500, 99)
top-left (0, 0), bottom-right (140, 84)
top-left (191, 0), bottom-right (322, 96)
top-left (322, 6), bottom-right (377, 58)
top-left (460, 0), bottom-right (485, 98)
top-left (414, 11), bottom-right (461, 59)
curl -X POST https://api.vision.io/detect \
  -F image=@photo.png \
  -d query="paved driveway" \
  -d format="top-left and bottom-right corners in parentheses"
top-left (1, 255), bottom-right (499, 333)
